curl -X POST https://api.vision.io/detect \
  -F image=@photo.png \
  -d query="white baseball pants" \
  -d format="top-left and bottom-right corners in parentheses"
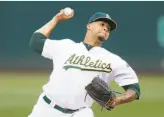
top-left (28, 93), bottom-right (94, 117)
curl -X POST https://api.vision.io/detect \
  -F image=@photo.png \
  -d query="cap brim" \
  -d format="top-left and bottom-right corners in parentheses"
top-left (95, 18), bottom-right (117, 31)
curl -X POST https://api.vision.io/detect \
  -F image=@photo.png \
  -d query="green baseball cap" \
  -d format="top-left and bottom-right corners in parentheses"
top-left (88, 12), bottom-right (117, 31)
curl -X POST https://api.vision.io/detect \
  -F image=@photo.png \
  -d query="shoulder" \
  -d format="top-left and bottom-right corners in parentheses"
top-left (61, 39), bottom-right (75, 44)
top-left (99, 47), bottom-right (129, 69)
top-left (45, 38), bottom-right (76, 46)
top-left (47, 38), bottom-right (75, 43)
top-left (61, 39), bottom-right (77, 47)
top-left (42, 38), bottom-right (76, 59)
top-left (100, 48), bottom-right (126, 63)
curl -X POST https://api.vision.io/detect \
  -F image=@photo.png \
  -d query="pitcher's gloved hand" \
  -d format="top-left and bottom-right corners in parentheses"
top-left (85, 76), bottom-right (121, 111)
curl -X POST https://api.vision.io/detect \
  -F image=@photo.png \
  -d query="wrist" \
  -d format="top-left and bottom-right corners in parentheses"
top-left (52, 16), bottom-right (60, 24)
top-left (115, 97), bottom-right (122, 106)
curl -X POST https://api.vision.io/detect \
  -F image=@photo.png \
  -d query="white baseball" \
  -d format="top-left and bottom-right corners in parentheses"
top-left (64, 7), bottom-right (73, 16)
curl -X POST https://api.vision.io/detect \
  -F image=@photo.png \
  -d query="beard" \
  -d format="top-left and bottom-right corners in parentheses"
top-left (98, 35), bottom-right (105, 42)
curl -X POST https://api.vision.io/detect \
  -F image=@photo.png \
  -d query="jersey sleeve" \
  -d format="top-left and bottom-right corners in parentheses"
top-left (41, 39), bottom-right (74, 59)
top-left (112, 59), bottom-right (139, 86)
top-left (29, 33), bottom-right (47, 54)
top-left (122, 83), bottom-right (141, 99)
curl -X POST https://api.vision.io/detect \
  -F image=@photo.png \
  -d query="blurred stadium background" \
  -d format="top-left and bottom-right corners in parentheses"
top-left (0, 1), bottom-right (164, 117)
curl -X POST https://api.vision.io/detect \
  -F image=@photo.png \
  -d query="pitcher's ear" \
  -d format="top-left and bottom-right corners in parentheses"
top-left (87, 24), bottom-right (91, 30)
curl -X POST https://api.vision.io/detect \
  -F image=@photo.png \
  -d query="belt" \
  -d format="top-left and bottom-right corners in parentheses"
top-left (43, 95), bottom-right (79, 114)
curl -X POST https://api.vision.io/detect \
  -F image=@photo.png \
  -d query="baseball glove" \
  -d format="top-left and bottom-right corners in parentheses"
top-left (85, 76), bottom-right (120, 111)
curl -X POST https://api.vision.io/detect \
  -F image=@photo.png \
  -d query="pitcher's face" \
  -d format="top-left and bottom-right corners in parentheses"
top-left (87, 21), bottom-right (110, 41)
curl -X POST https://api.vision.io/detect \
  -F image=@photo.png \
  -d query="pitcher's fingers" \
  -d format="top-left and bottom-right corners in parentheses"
top-left (59, 9), bottom-right (64, 15)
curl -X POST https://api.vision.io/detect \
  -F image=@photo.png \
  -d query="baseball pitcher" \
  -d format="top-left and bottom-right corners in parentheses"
top-left (28, 8), bottom-right (141, 117)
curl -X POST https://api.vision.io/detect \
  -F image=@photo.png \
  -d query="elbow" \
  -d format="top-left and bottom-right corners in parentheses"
top-left (29, 33), bottom-right (37, 51)
top-left (122, 83), bottom-right (141, 100)
top-left (136, 86), bottom-right (141, 100)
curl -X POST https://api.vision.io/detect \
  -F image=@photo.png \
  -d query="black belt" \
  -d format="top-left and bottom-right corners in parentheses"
top-left (43, 95), bottom-right (79, 114)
